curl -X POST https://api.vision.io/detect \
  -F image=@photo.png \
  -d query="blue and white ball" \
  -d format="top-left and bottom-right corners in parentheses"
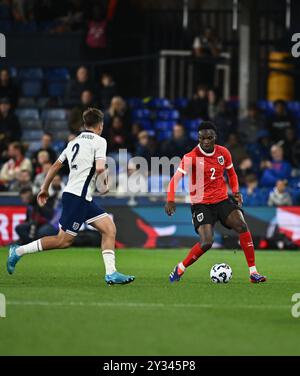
top-left (210, 263), bottom-right (232, 283)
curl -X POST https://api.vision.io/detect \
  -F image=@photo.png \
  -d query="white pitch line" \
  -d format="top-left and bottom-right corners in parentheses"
top-left (6, 300), bottom-right (290, 310)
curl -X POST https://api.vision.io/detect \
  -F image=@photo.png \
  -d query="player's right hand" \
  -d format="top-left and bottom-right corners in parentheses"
top-left (37, 190), bottom-right (49, 207)
top-left (165, 201), bottom-right (176, 216)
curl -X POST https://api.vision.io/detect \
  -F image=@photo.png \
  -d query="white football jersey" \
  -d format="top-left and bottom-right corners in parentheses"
top-left (58, 131), bottom-right (107, 201)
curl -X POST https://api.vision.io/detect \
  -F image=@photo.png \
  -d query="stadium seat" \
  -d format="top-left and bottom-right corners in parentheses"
top-left (154, 120), bottom-right (176, 131)
top-left (44, 120), bottom-right (68, 131)
top-left (22, 129), bottom-right (43, 140)
top-left (27, 141), bottom-right (41, 153)
top-left (18, 68), bottom-right (44, 80)
top-left (257, 100), bottom-right (274, 114)
top-left (45, 68), bottom-right (70, 81)
top-left (287, 101), bottom-right (300, 118)
top-left (132, 108), bottom-right (151, 120)
top-left (157, 109), bottom-right (180, 120)
top-left (20, 119), bottom-right (43, 130)
top-left (184, 118), bottom-right (202, 131)
top-left (18, 97), bottom-right (36, 108)
top-left (157, 130), bottom-right (173, 141)
top-left (41, 109), bottom-right (68, 121)
top-left (53, 140), bottom-right (66, 153)
top-left (172, 98), bottom-right (188, 109)
top-left (148, 98), bottom-right (171, 109)
top-left (127, 98), bottom-right (144, 109)
top-left (47, 81), bottom-right (67, 97)
top-left (189, 131), bottom-right (199, 141)
top-left (16, 108), bottom-right (40, 120)
top-left (21, 80), bottom-right (43, 97)
top-left (134, 119), bottom-right (153, 130)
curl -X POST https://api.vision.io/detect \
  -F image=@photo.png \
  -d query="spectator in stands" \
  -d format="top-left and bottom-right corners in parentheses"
top-left (69, 89), bottom-right (96, 133)
top-left (107, 116), bottom-right (128, 153)
top-left (0, 98), bottom-right (22, 151)
top-left (238, 103), bottom-right (266, 144)
top-left (65, 66), bottom-right (94, 105)
top-left (97, 73), bottom-right (117, 110)
top-left (267, 99), bottom-right (295, 142)
top-left (225, 133), bottom-right (252, 185)
top-left (268, 180), bottom-right (292, 206)
top-left (193, 27), bottom-right (222, 58)
top-left (0, 69), bottom-right (19, 108)
top-left (117, 160), bottom-right (148, 195)
top-left (0, 142), bottom-right (32, 187)
top-left (9, 169), bottom-right (32, 192)
top-left (135, 130), bottom-right (157, 166)
top-left (33, 161), bottom-right (52, 194)
top-left (186, 85), bottom-right (208, 120)
top-left (15, 186), bottom-right (57, 245)
top-left (34, 150), bottom-right (50, 176)
top-left (213, 100), bottom-right (236, 144)
top-left (240, 173), bottom-right (268, 206)
top-left (49, 174), bottom-right (65, 200)
top-left (281, 127), bottom-right (298, 167)
top-left (260, 144), bottom-right (292, 187)
top-left (104, 96), bottom-right (130, 130)
top-left (192, 27), bottom-right (222, 87)
top-left (207, 89), bottom-right (219, 120)
top-left (161, 123), bottom-right (194, 159)
top-left (31, 132), bottom-right (57, 168)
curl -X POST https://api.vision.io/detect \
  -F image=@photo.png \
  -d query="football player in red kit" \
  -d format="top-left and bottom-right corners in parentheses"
top-left (165, 122), bottom-right (267, 283)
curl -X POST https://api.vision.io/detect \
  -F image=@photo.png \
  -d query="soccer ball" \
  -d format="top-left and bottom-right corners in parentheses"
top-left (210, 263), bottom-right (232, 283)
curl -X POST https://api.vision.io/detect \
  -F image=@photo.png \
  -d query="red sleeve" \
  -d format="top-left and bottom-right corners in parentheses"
top-left (167, 155), bottom-right (191, 202)
top-left (223, 147), bottom-right (233, 170)
top-left (226, 166), bottom-right (239, 194)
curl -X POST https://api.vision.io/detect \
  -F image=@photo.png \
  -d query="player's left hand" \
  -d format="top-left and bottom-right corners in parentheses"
top-left (165, 201), bottom-right (176, 216)
top-left (37, 190), bottom-right (49, 207)
top-left (233, 192), bottom-right (243, 207)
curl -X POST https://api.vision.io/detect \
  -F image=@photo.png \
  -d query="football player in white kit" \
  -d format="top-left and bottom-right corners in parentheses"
top-left (7, 108), bottom-right (135, 285)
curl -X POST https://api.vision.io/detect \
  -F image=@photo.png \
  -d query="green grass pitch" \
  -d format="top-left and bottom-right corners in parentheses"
top-left (0, 247), bottom-right (299, 356)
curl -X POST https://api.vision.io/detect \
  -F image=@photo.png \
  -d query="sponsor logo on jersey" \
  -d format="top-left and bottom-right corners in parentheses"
top-left (72, 222), bottom-right (80, 230)
top-left (197, 213), bottom-right (204, 222)
top-left (217, 156), bottom-right (224, 165)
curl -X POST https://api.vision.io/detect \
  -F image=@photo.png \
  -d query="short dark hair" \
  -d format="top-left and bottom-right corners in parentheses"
top-left (82, 107), bottom-right (104, 128)
top-left (43, 131), bottom-right (53, 138)
top-left (19, 186), bottom-right (32, 195)
top-left (198, 121), bottom-right (217, 133)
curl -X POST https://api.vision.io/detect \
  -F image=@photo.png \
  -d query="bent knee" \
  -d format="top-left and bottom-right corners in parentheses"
top-left (102, 221), bottom-right (117, 238)
top-left (57, 235), bottom-right (74, 249)
top-left (235, 221), bottom-right (248, 234)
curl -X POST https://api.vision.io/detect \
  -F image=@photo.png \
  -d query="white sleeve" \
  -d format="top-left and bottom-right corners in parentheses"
top-left (95, 137), bottom-right (107, 161)
top-left (58, 148), bottom-right (67, 163)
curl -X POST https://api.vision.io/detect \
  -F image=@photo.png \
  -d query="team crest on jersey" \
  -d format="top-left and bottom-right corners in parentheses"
top-left (72, 222), bottom-right (80, 230)
top-left (217, 156), bottom-right (224, 165)
top-left (197, 213), bottom-right (204, 222)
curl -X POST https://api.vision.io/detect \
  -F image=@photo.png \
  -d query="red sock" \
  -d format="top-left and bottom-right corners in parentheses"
top-left (239, 231), bottom-right (255, 268)
top-left (182, 243), bottom-right (205, 268)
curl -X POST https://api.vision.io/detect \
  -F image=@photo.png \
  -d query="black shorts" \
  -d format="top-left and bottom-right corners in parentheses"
top-left (191, 197), bottom-right (243, 233)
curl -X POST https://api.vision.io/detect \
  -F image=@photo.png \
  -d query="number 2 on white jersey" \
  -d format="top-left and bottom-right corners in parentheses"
top-left (210, 167), bottom-right (216, 180)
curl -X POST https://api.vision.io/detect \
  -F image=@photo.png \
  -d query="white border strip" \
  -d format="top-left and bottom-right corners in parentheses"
top-left (86, 213), bottom-right (108, 224)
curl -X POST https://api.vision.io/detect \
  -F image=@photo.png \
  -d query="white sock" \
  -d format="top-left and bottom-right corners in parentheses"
top-left (102, 249), bottom-right (116, 275)
top-left (16, 239), bottom-right (43, 256)
top-left (178, 262), bottom-right (186, 273)
top-left (249, 266), bottom-right (257, 274)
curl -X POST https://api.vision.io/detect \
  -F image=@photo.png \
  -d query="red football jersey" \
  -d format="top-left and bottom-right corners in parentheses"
top-left (178, 144), bottom-right (234, 204)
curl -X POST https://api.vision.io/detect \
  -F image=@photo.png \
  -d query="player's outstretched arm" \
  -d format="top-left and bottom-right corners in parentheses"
top-left (165, 169), bottom-right (184, 216)
top-left (37, 159), bottom-right (63, 207)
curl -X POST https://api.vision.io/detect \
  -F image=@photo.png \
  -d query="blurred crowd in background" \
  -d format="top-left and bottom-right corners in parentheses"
top-left (0, 64), bottom-right (300, 212)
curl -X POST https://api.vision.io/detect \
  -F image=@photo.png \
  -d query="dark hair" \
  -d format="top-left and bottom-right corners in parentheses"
top-left (274, 99), bottom-right (286, 107)
top-left (82, 107), bottom-right (104, 128)
top-left (43, 131), bottom-right (53, 138)
top-left (10, 141), bottom-right (25, 155)
top-left (198, 121), bottom-right (217, 133)
top-left (19, 186), bottom-right (32, 195)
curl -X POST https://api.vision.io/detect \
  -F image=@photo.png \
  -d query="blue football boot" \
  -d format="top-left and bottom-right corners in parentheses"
top-left (105, 271), bottom-right (135, 285)
top-left (250, 272), bottom-right (267, 283)
top-left (7, 244), bottom-right (22, 275)
top-left (169, 265), bottom-right (183, 283)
